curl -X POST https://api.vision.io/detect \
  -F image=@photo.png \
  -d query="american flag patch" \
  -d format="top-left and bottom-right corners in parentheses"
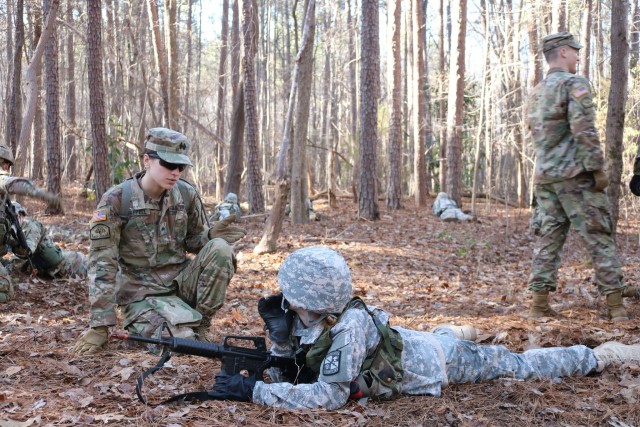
top-left (572, 86), bottom-right (589, 98)
top-left (92, 208), bottom-right (107, 222)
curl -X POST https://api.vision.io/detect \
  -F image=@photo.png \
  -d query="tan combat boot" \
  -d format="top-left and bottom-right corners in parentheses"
top-left (528, 290), bottom-right (559, 319)
top-left (593, 341), bottom-right (640, 371)
top-left (606, 292), bottom-right (629, 321)
top-left (196, 315), bottom-right (213, 342)
top-left (622, 286), bottom-right (640, 299)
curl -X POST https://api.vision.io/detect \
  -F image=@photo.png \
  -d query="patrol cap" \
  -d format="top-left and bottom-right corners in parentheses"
top-left (145, 128), bottom-right (192, 166)
top-left (542, 31), bottom-right (583, 53)
top-left (0, 144), bottom-right (15, 166)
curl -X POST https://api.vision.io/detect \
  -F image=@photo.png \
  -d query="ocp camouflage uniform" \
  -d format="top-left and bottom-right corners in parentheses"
top-left (88, 173), bottom-right (235, 339)
top-left (526, 66), bottom-right (624, 296)
top-left (432, 192), bottom-right (474, 222)
top-left (13, 216), bottom-right (87, 278)
top-left (0, 171), bottom-right (60, 302)
top-left (254, 302), bottom-right (597, 410)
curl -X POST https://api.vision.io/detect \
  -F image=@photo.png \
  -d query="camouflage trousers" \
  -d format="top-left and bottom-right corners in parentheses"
top-left (0, 263), bottom-right (12, 303)
top-left (434, 328), bottom-right (598, 383)
top-left (528, 173), bottom-right (624, 295)
top-left (122, 238), bottom-right (235, 340)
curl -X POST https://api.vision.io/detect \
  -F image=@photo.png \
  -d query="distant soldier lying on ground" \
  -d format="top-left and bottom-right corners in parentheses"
top-left (9, 202), bottom-right (87, 278)
top-left (431, 192), bottom-right (475, 222)
top-left (210, 192), bottom-right (242, 222)
top-left (285, 198), bottom-right (320, 221)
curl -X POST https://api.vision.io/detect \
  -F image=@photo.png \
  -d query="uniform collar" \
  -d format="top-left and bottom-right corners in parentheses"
top-left (130, 172), bottom-right (184, 212)
top-left (547, 66), bottom-right (569, 75)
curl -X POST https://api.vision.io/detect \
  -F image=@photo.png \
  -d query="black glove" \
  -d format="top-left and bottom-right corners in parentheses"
top-left (208, 371), bottom-right (256, 402)
top-left (630, 175), bottom-right (640, 197)
top-left (258, 293), bottom-right (293, 344)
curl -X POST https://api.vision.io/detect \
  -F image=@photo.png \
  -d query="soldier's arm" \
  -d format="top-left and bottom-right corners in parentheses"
top-left (567, 78), bottom-right (604, 172)
top-left (87, 191), bottom-right (122, 328)
top-left (183, 187), bottom-right (210, 253)
top-left (4, 178), bottom-right (59, 203)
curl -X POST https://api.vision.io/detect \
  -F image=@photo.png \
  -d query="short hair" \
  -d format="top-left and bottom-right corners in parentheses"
top-left (543, 46), bottom-right (560, 62)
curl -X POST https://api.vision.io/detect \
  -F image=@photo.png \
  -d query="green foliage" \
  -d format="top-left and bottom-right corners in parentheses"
top-left (107, 119), bottom-right (135, 185)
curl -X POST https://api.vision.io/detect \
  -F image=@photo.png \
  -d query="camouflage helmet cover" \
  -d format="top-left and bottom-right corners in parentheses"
top-left (224, 192), bottom-right (238, 204)
top-left (0, 145), bottom-right (15, 165)
top-left (278, 246), bottom-right (352, 314)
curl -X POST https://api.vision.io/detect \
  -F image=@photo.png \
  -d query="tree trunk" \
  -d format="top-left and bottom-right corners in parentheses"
top-left (6, 0), bottom-right (24, 156)
top-left (242, 0), bottom-right (264, 213)
top-left (225, 82), bottom-right (244, 197)
top-left (580, 0), bottom-right (592, 80)
top-left (348, 1), bottom-right (359, 202)
top-left (43, 0), bottom-right (63, 214)
top-left (605, 0), bottom-right (629, 232)
top-left (412, 0), bottom-right (428, 206)
top-left (445, 0), bottom-right (467, 206)
top-left (290, 0), bottom-right (315, 225)
top-left (438, 0), bottom-right (447, 192)
top-left (527, 0), bottom-right (542, 88)
top-left (87, 0), bottom-right (111, 201)
top-left (32, 6), bottom-right (44, 181)
top-left (64, 0), bottom-right (77, 181)
top-left (255, 0), bottom-right (316, 254)
top-left (358, 0), bottom-right (380, 221)
top-left (215, 0), bottom-right (230, 201)
top-left (146, 0), bottom-right (170, 127)
top-left (165, 0), bottom-right (178, 129)
top-left (386, 0), bottom-right (403, 209)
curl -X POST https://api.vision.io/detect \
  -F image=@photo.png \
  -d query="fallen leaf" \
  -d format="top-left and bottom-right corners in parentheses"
top-left (5, 366), bottom-right (23, 376)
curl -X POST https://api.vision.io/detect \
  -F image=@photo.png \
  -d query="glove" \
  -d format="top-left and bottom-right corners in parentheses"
top-left (258, 293), bottom-right (293, 344)
top-left (208, 371), bottom-right (256, 402)
top-left (208, 215), bottom-right (246, 244)
top-left (592, 170), bottom-right (609, 191)
top-left (72, 326), bottom-right (108, 355)
top-left (630, 175), bottom-right (640, 197)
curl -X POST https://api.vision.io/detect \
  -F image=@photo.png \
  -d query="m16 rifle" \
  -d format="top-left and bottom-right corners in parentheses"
top-left (3, 194), bottom-right (31, 258)
top-left (111, 324), bottom-right (314, 405)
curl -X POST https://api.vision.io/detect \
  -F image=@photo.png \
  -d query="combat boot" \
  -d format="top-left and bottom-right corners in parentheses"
top-left (528, 290), bottom-right (559, 319)
top-left (196, 315), bottom-right (213, 342)
top-left (593, 341), bottom-right (640, 371)
top-left (622, 286), bottom-right (640, 299)
top-left (432, 324), bottom-right (477, 341)
top-left (606, 292), bottom-right (629, 321)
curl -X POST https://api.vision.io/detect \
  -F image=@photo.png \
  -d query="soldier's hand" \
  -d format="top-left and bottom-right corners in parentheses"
top-left (208, 215), bottom-right (246, 244)
top-left (593, 170), bottom-right (609, 191)
top-left (258, 293), bottom-right (293, 344)
top-left (630, 175), bottom-right (640, 197)
top-left (73, 326), bottom-right (108, 355)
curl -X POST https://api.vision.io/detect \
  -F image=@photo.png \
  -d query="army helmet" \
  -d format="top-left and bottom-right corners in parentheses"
top-left (224, 192), bottom-right (238, 204)
top-left (278, 246), bottom-right (352, 314)
top-left (0, 145), bottom-right (14, 166)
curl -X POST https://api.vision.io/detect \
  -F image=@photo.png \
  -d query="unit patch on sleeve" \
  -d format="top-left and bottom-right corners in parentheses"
top-left (91, 208), bottom-right (108, 222)
top-left (322, 350), bottom-right (341, 376)
top-left (90, 223), bottom-right (111, 240)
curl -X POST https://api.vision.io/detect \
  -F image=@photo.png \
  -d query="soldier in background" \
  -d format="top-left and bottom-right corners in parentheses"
top-left (526, 32), bottom-right (638, 321)
top-left (0, 144), bottom-right (61, 303)
top-left (73, 128), bottom-right (246, 355)
top-left (210, 192), bottom-right (242, 222)
top-left (9, 202), bottom-right (87, 278)
top-left (431, 192), bottom-right (475, 222)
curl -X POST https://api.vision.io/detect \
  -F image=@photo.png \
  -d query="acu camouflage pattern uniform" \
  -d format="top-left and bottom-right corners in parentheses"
top-left (210, 192), bottom-right (241, 222)
top-left (253, 247), bottom-right (598, 410)
top-left (526, 33), bottom-right (624, 297)
top-left (0, 153), bottom-right (61, 303)
top-left (432, 192), bottom-right (474, 222)
top-left (87, 128), bottom-right (235, 339)
top-left (12, 209), bottom-right (87, 278)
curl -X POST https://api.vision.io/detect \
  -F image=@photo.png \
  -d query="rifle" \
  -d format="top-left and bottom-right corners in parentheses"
top-left (111, 324), bottom-right (314, 405)
top-left (3, 193), bottom-right (31, 258)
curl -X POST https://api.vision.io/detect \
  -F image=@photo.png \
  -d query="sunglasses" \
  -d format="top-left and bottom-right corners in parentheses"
top-left (147, 154), bottom-right (186, 172)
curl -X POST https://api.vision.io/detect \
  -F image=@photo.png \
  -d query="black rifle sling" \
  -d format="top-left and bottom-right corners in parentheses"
top-left (135, 350), bottom-right (172, 405)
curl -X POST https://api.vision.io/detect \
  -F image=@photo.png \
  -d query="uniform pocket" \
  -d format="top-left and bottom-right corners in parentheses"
top-left (583, 191), bottom-right (612, 234)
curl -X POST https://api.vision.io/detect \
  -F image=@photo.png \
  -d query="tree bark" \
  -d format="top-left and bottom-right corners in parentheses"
top-left (64, 0), bottom-right (77, 181)
top-left (6, 0), bottom-right (24, 156)
top-left (165, 0), bottom-right (178, 129)
top-left (438, 0), bottom-right (447, 192)
top-left (215, 0), bottom-right (230, 202)
top-left (386, 0), bottom-right (403, 209)
top-left (146, 0), bottom-right (170, 127)
top-left (358, 0), bottom-right (380, 221)
top-left (412, 0), bottom-right (428, 206)
top-left (580, 0), bottom-right (592, 80)
top-left (87, 0), bottom-right (111, 201)
top-left (605, 0), bottom-right (629, 232)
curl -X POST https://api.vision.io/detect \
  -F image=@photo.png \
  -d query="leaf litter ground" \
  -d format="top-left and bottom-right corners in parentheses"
top-left (1, 187), bottom-right (640, 426)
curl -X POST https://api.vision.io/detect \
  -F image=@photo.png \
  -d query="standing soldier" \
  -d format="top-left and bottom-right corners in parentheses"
top-left (10, 202), bottom-right (87, 278)
top-left (73, 128), bottom-right (246, 355)
top-left (0, 145), bottom-right (61, 303)
top-left (526, 32), bottom-right (638, 321)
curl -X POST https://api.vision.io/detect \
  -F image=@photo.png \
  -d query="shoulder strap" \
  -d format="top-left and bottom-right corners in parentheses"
top-left (176, 179), bottom-right (192, 213)
top-left (119, 179), bottom-right (134, 222)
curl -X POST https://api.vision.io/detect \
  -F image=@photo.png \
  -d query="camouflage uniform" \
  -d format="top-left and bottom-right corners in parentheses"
top-left (210, 192), bottom-right (241, 222)
top-left (11, 213), bottom-right (87, 278)
top-left (526, 34), bottom-right (624, 297)
top-left (0, 168), bottom-right (60, 302)
top-left (432, 192), bottom-right (473, 222)
top-left (251, 247), bottom-right (597, 410)
top-left (87, 129), bottom-right (236, 339)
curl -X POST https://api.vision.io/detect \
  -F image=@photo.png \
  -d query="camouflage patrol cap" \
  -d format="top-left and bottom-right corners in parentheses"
top-left (224, 192), bottom-right (238, 204)
top-left (145, 128), bottom-right (192, 166)
top-left (542, 31), bottom-right (583, 53)
top-left (0, 144), bottom-right (15, 166)
top-left (11, 201), bottom-right (27, 216)
top-left (278, 246), bottom-right (352, 314)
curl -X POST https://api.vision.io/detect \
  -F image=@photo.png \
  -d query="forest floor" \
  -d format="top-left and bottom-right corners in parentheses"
top-left (2, 185), bottom-right (640, 426)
